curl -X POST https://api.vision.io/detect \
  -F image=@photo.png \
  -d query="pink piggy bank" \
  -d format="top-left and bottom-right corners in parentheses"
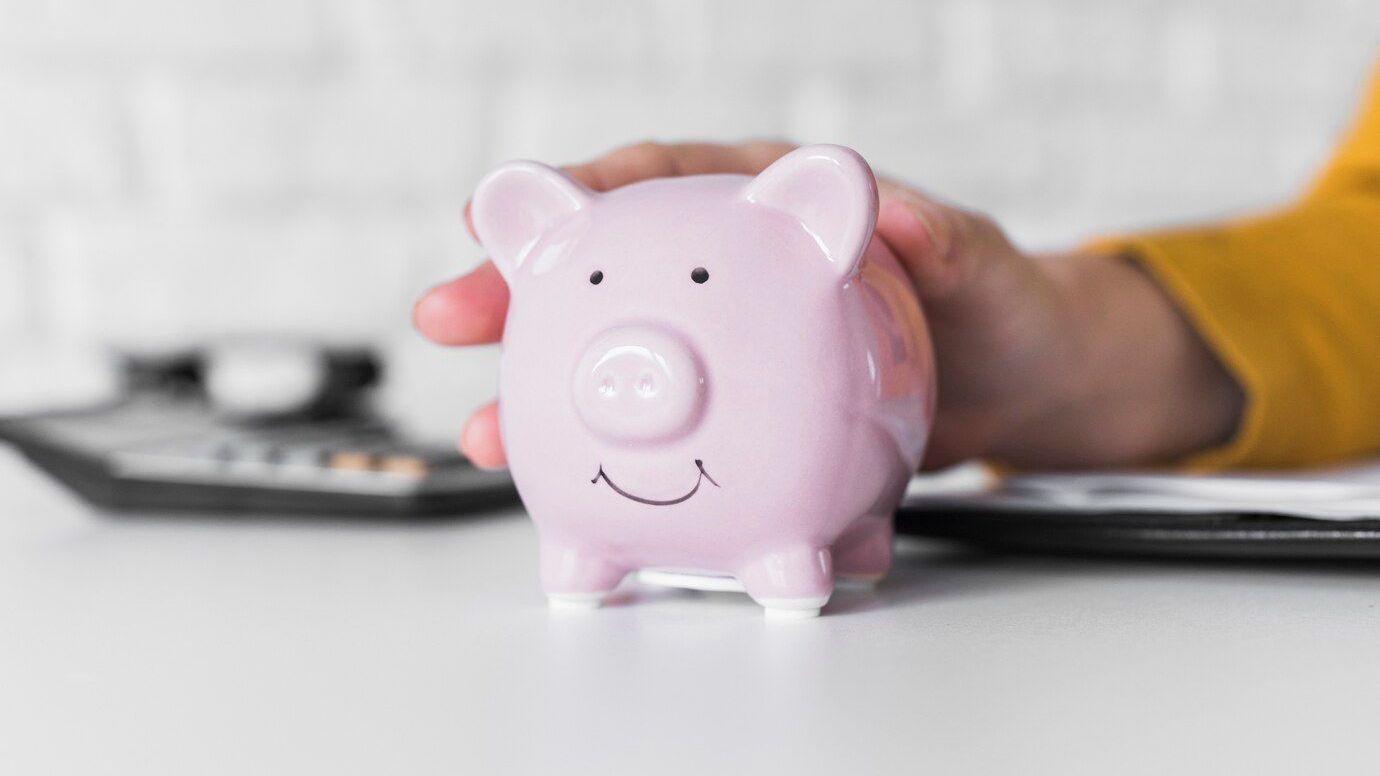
top-left (471, 144), bottom-right (935, 618)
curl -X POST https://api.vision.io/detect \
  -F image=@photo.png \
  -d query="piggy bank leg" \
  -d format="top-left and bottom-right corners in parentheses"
top-left (739, 546), bottom-right (833, 620)
top-left (539, 540), bottom-right (628, 610)
top-left (832, 515), bottom-right (894, 586)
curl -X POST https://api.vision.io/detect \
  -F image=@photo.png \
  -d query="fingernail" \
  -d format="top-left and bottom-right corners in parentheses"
top-left (463, 200), bottom-right (478, 242)
top-left (460, 419), bottom-right (480, 459)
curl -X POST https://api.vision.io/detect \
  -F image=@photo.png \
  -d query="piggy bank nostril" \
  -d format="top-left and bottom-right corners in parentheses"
top-left (573, 326), bottom-right (706, 442)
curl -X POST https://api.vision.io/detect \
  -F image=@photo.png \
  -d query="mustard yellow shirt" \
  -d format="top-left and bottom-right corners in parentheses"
top-left (1100, 65), bottom-right (1380, 470)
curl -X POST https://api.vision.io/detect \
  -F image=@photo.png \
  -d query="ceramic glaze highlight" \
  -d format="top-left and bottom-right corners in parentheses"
top-left (470, 145), bottom-right (935, 618)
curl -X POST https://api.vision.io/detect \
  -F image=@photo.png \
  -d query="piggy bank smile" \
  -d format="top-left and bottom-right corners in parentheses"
top-left (591, 459), bottom-right (719, 506)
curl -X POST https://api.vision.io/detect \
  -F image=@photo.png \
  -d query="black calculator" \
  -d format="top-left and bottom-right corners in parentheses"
top-left (0, 348), bottom-right (516, 518)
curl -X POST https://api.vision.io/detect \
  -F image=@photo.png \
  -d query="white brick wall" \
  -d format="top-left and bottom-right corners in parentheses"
top-left (371, 0), bottom-right (668, 70)
top-left (0, 77), bottom-right (127, 204)
top-left (0, 0), bottom-right (1375, 430)
top-left (33, 207), bottom-right (462, 347)
top-left (490, 72), bottom-right (790, 163)
top-left (0, 225), bottom-right (31, 339)
top-left (0, 0), bottom-right (326, 66)
top-left (705, 0), bottom-right (933, 71)
top-left (162, 76), bottom-right (487, 205)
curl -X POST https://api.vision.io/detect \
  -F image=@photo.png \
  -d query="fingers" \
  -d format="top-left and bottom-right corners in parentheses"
top-left (876, 197), bottom-right (969, 300)
top-left (875, 183), bottom-right (1014, 302)
top-left (563, 140), bottom-right (797, 192)
top-left (461, 400), bottom-right (507, 469)
top-left (562, 141), bottom-right (681, 191)
top-left (413, 260), bottom-right (510, 346)
top-left (462, 140), bottom-right (797, 242)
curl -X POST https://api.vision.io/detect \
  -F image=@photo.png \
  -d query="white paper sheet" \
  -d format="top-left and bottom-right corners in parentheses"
top-left (903, 460), bottom-right (1380, 521)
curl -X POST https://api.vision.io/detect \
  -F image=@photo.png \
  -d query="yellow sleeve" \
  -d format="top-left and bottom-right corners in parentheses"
top-left (1094, 65), bottom-right (1380, 470)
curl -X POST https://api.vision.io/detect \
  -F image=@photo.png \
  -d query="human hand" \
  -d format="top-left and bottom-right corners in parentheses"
top-left (415, 141), bottom-right (1242, 470)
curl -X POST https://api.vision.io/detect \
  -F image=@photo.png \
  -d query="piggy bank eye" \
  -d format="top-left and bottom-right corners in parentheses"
top-left (690, 267), bottom-right (709, 284)
top-left (589, 270), bottom-right (604, 285)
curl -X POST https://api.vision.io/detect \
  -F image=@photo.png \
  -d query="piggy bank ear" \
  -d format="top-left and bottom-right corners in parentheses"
top-left (470, 161), bottom-right (593, 281)
top-left (742, 144), bottom-right (878, 278)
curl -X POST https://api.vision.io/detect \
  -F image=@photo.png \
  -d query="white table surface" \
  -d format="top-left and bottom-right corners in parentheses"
top-left (1, 446), bottom-right (1378, 776)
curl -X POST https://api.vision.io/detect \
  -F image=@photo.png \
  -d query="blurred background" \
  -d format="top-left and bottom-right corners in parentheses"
top-left (0, 0), bottom-right (1376, 444)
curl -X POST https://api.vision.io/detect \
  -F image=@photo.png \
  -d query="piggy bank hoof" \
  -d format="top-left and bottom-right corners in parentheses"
top-left (547, 592), bottom-right (604, 610)
top-left (759, 596), bottom-right (829, 620)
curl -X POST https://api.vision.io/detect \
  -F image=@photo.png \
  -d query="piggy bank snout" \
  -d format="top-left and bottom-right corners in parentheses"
top-left (573, 326), bottom-right (706, 443)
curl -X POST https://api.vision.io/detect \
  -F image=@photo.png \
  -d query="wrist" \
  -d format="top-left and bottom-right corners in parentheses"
top-left (1026, 251), bottom-right (1243, 467)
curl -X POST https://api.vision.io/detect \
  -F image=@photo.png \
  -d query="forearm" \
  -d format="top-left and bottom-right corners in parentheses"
top-left (988, 252), bottom-right (1247, 463)
top-left (1021, 252), bottom-right (1245, 468)
top-left (1080, 198), bottom-right (1380, 469)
